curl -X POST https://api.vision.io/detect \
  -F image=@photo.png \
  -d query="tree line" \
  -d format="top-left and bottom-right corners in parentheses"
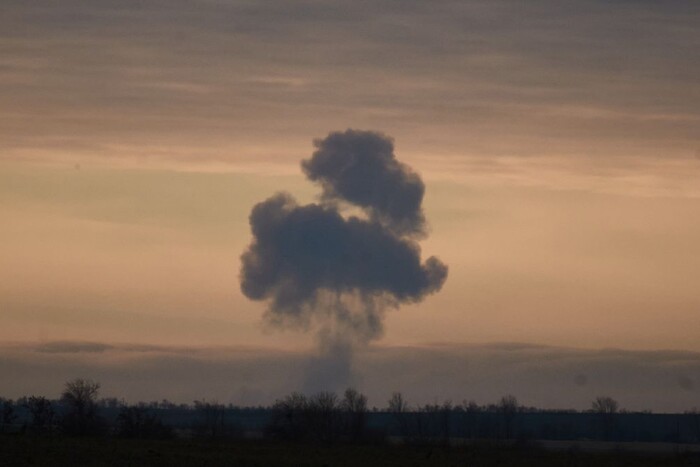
top-left (2, 379), bottom-right (700, 444)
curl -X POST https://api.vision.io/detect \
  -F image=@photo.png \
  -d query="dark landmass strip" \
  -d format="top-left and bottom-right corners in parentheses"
top-left (3, 382), bottom-right (700, 466)
top-left (2, 436), bottom-right (700, 467)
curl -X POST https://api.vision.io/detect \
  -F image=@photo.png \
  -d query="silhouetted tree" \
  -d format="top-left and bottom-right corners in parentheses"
top-left (158, 399), bottom-right (177, 410)
top-left (60, 378), bottom-right (103, 435)
top-left (24, 396), bottom-right (55, 434)
top-left (498, 394), bottom-right (519, 439)
top-left (461, 399), bottom-right (480, 439)
top-left (341, 388), bottom-right (368, 441)
top-left (387, 392), bottom-right (411, 439)
top-left (307, 391), bottom-right (340, 443)
top-left (591, 396), bottom-right (618, 414)
top-left (416, 403), bottom-right (438, 444)
top-left (439, 400), bottom-right (453, 445)
top-left (193, 400), bottom-right (227, 439)
top-left (591, 396), bottom-right (618, 440)
top-left (268, 392), bottom-right (309, 441)
top-left (267, 391), bottom-right (342, 443)
top-left (387, 391), bottom-right (408, 412)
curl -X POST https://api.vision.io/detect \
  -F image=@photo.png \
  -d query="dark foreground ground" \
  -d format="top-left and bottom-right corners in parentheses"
top-left (2, 436), bottom-right (700, 467)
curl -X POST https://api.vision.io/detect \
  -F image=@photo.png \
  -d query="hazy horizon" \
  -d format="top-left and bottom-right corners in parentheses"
top-left (2, 339), bottom-right (700, 413)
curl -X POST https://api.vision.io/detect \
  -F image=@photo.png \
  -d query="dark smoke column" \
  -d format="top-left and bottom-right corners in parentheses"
top-left (240, 130), bottom-right (448, 387)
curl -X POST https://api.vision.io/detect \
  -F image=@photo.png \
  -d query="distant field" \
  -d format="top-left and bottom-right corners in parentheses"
top-left (2, 436), bottom-right (700, 467)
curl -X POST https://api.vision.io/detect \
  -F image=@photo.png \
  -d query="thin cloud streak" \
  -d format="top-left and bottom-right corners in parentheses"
top-left (1, 1), bottom-right (698, 195)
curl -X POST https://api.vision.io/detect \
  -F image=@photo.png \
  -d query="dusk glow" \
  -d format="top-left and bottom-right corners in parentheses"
top-left (2, 0), bottom-right (699, 413)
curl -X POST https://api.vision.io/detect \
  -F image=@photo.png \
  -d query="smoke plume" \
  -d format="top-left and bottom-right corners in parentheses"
top-left (240, 129), bottom-right (448, 389)
top-left (302, 130), bottom-right (427, 236)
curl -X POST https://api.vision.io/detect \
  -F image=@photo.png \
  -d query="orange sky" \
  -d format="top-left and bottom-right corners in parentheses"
top-left (2, 0), bottom-right (699, 354)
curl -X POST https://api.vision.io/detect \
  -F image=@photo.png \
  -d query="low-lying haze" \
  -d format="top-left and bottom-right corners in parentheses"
top-left (1, 341), bottom-right (698, 413)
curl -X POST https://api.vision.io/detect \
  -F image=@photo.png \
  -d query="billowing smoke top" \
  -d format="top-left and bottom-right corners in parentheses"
top-left (240, 130), bottom-right (448, 344)
top-left (302, 130), bottom-right (426, 236)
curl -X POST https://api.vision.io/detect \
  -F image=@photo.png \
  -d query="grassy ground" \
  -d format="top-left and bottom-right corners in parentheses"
top-left (1, 435), bottom-right (700, 467)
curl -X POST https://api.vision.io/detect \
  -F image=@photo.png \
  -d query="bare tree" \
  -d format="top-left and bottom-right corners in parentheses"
top-left (388, 392), bottom-right (411, 439)
top-left (461, 399), bottom-right (481, 440)
top-left (591, 396), bottom-right (619, 414)
top-left (341, 388), bottom-right (368, 413)
top-left (388, 392), bottom-right (409, 413)
top-left (24, 396), bottom-right (55, 434)
top-left (193, 400), bottom-right (227, 439)
top-left (498, 394), bottom-right (519, 439)
top-left (440, 400), bottom-right (453, 445)
top-left (268, 392), bottom-right (309, 441)
top-left (60, 378), bottom-right (102, 435)
top-left (591, 396), bottom-right (618, 440)
top-left (416, 403), bottom-right (439, 444)
top-left (307, 391), bottom-right (340, 443)
top-left (341, 388), bottom-right (368, 441)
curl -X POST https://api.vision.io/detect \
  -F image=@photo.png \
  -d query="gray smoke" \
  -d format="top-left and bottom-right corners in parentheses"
top-left (240, 130), bottom-right (448, 389)
top-left (302, 130), bottom-right (427, 236)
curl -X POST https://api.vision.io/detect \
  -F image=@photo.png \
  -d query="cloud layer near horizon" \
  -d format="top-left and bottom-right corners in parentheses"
top-left (1, 341), bottom-right (698, 413)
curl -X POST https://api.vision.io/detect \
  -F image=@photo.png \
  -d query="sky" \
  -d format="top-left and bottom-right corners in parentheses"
top-left (1, 0), bottom-right (699, 409)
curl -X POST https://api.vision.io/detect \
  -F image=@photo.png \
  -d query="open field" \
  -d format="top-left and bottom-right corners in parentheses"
top-left (2, 436), bottom-right (700, 467)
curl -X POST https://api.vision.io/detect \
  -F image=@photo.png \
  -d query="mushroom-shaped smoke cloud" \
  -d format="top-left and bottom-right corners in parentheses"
top-left (240, 130), bottom-right (448, 387)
